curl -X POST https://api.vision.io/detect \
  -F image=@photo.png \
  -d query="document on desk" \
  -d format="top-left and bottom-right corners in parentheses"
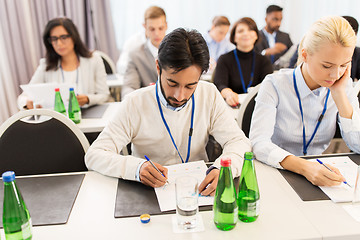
top-left (154, 161), bottom-right (214, 212)
top-left (309, 157), bottom-right (358, 203)
top-left (21, 83), bottom-right (76, 109)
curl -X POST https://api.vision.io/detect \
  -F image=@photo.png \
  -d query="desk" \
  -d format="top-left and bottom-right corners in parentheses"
top-left (78, 102), bottom-right (120, 133)
top-left (106, 74), bottom-right (123, 101)
top-left (27, 161), bottom-right (322, 240)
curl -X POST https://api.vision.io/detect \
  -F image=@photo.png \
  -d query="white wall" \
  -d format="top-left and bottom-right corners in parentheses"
top-left (110, 0), bottom-right (360, 50)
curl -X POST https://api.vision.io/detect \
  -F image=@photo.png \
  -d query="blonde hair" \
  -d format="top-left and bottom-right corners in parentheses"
top-left (297, 16), bottom-right (356, 66)
top-left (144, 6), bottom-right (166, 22)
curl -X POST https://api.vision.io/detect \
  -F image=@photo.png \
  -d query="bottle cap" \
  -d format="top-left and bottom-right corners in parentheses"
top-left (2, 171), bottom-right (15, 182)
top-left (140, 214), bottom-right (151, 223)
top-left (220, 158), bottom-right (231, 167)
top-left (55, 88), bottom-right (60, 92)
top-left (69, 87), bottom-right (74, 91)
top-left (244, 152), bottom-right (254, 160)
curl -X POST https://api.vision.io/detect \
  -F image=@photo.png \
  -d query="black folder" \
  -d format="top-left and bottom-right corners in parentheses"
top-left (278, 154), bottom-right (360, 201)
top-left (0, 174), bottom-right (85, 227)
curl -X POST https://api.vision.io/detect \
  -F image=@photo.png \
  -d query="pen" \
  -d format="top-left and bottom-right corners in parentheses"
top-left (316, 159), bottom-right (351, 187)
top-left (144, 155), bottom-right (169, 184)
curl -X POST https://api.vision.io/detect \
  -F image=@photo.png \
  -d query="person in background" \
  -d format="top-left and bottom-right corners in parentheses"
top-left (85, 28), bottom-right (251, 196)
top-left (116, 31), bottom-right (147, 75)
top-left (213, 17), bottom-right (273, 107)
top-left (343, 16), bottom-right (360, 81)
top-left (121, 6), bottom-right (167, 100)
top-left (203, 16), bottom-right (235, 72)
top-left (255, 5), bottom-right (293, 66)
top-left (17, 17), bottom-right (109, 109)
top-left (250, 16), bottom-right (360, 186)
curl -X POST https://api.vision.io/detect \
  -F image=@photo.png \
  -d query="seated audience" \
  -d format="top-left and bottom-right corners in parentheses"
top-left (85, 28), bottom-right (251, 196)
top-left (250, 16), bottom-right (360, 186)
top-left (213, 17), bottom-right (273, 107)
top-left (121, 6), bottom-right (167, 99)
top-left (18, 17), bottom-right (109, 109)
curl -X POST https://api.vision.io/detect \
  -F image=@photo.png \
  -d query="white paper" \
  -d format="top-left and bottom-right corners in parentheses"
top-left (309, 157), bottom-right (358, 202)
top-left (154, 161), bottom-right (214, 212)
top-left (238, 93), bottom-right (248, 105)
top-left (20, 83), bottom-right (76, 109)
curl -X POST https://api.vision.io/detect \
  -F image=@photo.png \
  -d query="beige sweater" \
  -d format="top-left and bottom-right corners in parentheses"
top-left (85, 81), bottom-right (251, 181)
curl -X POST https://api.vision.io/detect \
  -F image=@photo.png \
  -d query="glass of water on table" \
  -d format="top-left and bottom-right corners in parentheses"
top-left (175, 176), bottom-right (199, 229)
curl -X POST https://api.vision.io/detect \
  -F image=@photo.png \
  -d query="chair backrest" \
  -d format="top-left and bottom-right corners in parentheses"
top-left (0, 109), bottom-right (90, 176)
top-left (95, 50), bottom-right (116, 74)
top-left (237, 84), bottom-right (261, 138)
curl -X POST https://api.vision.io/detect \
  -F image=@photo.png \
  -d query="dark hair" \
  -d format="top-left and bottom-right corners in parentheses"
top-left (230, 17), bottom-right (259, 46)
top-left (343, 16), bottom-right (359, 35)
top-left (266, 5), bottom-right (283, 14)
top-left (42, 17), bottom-right (92, 71)
top-left (158, 28), bottom-right (209, 74)
top-left (212, 16), bottom-right (230, 27)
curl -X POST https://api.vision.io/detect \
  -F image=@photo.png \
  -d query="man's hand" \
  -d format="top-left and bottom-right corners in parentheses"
top-left (76, 95), bottom-right (89, 106)
top-left (198, 168), bottom-right (220, 196)
top-left (265, 43), bottom-right (287, 55)
top-left (139, 161), bottom-right (168, 188)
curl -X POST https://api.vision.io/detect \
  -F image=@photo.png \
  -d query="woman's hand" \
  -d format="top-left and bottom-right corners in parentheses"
top-left (329, 63), bottom-right (351, 94)
top-left (221, 88), bottom-right (239, 107)
top-left (76, 95), bottom-right (89, 106)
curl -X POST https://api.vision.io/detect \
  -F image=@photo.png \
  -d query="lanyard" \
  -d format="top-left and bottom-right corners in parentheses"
top-left (155, 81), bottom-right (194, 163)
top-left (293, 69), bottom-right (330, 155)
top-left (233, 49), bottom-right (255, 93)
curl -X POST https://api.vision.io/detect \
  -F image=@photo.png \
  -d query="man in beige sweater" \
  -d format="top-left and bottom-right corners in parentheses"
top-left (85, 28), bottom-right (251, 196)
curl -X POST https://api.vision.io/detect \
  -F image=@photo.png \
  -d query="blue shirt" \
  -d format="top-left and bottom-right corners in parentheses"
top-left (203, 31), bottom-right (235, 62)
top-left (250, 65), bottom-right (360, 168)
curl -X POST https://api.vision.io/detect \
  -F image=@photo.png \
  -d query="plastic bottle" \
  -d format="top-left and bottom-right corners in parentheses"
top-left (237, 152), bottom-right (260, 222)
top-left (68, 87), bottom-right (81, 124)
top-left (213, 158), bottom-right (238, 231)
top-left (2, 171), bottom-right (32, 240)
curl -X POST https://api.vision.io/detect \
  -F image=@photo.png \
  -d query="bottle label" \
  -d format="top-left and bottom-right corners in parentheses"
top-left (21, 219), bottom-right (32, 239)
top-left (247, 200), bottom-right (260, 217)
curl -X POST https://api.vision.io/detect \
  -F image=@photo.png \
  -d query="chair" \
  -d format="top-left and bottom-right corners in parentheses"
top-left (95, 50), bottom-right (116, 74)
top-left (237, 84), bottom-right (261, 138)
top-left (0, 109), bottom-right (90, 176)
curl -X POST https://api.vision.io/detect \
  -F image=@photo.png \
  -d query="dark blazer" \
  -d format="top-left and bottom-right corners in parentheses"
top-left (255, 29), bottom-right (293, 63)
top-left (352, 47), bottom-right (360, 81)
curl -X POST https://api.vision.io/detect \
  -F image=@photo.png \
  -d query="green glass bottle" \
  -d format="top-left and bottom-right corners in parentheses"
top-left (237, 152), bottom-right (260, 222)
top-left (2, 171), bottom-right (32, 240)
top-left (213, 158), bottom-right (238, 231)
top-left (68, 87), bottom-right (81, 124)
top-left (54, 88), bottom-right (66, 115)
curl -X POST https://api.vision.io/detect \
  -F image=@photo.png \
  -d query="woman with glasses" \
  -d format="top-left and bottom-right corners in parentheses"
top-left (18, 17), bottom-right (109, 109)
top-left (250, 16), bottom-right (360, 186)
top-left (213, 17), bottom-right (273, 107)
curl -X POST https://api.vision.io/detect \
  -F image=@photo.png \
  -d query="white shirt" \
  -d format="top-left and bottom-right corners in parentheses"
top-left (262, 29), bottom-right (277, 48)
top-left (85, 81), bottom-right (251, 181)
top-left (146, 39), bottom-right (158, 59)
top-left (250, 65), bottom-right (360, 168)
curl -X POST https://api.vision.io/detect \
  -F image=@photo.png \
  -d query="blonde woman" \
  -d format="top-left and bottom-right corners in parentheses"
top-left (250, 16), bottom-right (360, 186)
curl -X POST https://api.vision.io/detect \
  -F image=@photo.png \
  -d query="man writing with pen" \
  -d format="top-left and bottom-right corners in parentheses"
top-left (85, 28), bottom-right (251, 196)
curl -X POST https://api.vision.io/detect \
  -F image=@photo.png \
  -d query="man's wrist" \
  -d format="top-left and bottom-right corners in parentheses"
top-left (206, 165), bottom-right (219, 175)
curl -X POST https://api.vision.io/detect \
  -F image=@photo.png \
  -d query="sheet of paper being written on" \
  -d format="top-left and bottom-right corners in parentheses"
top-left (154, 161), bottom-right (214, 212)
top-left (309, 157), bottom-right (358, 202)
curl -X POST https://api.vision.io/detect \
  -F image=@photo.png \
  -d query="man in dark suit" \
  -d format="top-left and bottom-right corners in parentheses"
top-left (255, 5), bottom-right (292, 65)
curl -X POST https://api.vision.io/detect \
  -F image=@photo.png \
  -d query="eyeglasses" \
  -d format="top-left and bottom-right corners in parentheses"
top-left (48, 35), bottom-right (71, 45)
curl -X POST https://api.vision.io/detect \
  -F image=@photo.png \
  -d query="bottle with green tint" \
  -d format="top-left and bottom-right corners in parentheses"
top-left (237, 152), bottom-right (260, 222)
top-left (213, 158), bottom-right (238, 231)
top-left (54, 88), bottom-right (66, 115)
top-left (68, 87), bottom-right (81, 124)
top-left (2, 171), bottom-right (32, 240)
